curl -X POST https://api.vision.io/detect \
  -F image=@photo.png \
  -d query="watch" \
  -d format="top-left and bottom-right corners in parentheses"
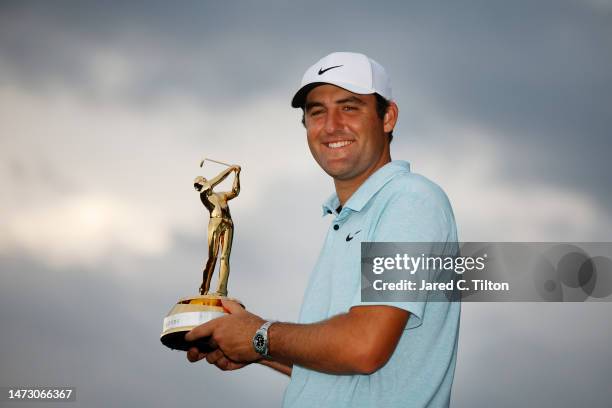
top-left (253, 321), bottom-right (275, 358)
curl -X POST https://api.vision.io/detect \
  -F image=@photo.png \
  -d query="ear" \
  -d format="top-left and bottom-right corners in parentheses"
top-left (383, 101), bottom-right (399, 134)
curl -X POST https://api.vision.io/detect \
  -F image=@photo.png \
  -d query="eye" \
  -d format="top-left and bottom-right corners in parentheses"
top-left (342, 105), bottom-right (358, 111)
top-left (309, 109), bottom-right (324, 117)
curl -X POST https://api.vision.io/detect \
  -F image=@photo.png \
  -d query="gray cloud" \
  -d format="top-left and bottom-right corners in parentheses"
top-left (453, 303), bottom-right (612, 407)
top-left (0, 238), bottom-right (291, 408)
top-left (3, 252), bottom-right (611, 407)
top-left (2, 0), bottom-right (610, 208)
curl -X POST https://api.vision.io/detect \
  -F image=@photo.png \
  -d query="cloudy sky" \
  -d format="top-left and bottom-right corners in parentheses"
top-left (1, 1), bottom-right (611, 407)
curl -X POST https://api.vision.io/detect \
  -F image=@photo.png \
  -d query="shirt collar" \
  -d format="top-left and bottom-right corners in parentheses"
top-left (321, 160), bottom-right (411, 216)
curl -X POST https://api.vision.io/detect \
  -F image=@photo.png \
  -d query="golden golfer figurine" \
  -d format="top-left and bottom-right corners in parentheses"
top-left (160, 158), bottom-right (242, 352)
top-left (194, 159), bottom-right (241, 296)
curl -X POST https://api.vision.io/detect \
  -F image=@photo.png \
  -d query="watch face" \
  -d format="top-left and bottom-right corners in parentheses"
top-left (254, 333), bottom-right (265, 351)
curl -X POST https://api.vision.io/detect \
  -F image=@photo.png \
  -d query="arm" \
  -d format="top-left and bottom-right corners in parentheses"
top-left (186, 300), bottom-right (409, 375)
top-left (258, 359), bottom-right (293, 376)
top-left (267, 305), bottom-right (408, 374)
top-left (224, 166), bottom-right (241, 200)
top-left (208, 166), bottom-right (235, 189)
top-left (187, 346), bottom-right (293, 376)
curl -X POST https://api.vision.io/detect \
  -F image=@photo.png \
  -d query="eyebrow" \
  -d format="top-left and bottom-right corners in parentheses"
top-left (305, 95), bottom-right (366, 111)
top-left (336, 96), bottom-right (366, 105)
top-left (305, 101), bottom-right (324, 111)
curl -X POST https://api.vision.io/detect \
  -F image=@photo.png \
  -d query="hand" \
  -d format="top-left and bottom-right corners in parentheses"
top-left (186, 347), bottom-right (252, 371)
top-left (185, 299), bottom-right (264, 363)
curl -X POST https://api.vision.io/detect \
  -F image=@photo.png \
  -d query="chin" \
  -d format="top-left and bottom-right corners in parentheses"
top-left (320, 157), bottom-right (354, 175)
top-left (324, 167), bottom-right (357, 181)
top-left (320, 162), bottom-right (345, 177)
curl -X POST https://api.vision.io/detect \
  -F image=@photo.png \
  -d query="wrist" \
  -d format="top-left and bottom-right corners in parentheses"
top-left (252, 320), bottom-right (276, 358)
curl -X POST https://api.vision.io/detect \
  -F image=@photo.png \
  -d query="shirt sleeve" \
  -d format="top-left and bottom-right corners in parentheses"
top-left (350, 187), bottom-right (458, 329)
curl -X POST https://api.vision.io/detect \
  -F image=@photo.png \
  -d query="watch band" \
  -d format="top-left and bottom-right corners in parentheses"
top-left (253, 320), bottom-right (275, 358)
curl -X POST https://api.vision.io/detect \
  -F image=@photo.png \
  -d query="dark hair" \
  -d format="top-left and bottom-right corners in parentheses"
top-left (301, 93), bottom-right (394, 142)
top-left (375, 94), bottom-right (394, 142)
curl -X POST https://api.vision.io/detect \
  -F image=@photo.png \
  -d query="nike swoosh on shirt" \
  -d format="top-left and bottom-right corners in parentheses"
top-left (346, 230), bottom-right (362, 242)
top-left (318, 65), bottom-right (343, 75)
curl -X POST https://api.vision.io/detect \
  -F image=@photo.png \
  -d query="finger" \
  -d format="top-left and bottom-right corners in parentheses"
top-left (207, 337), bottom-right (218, 350)
top-left (221, 299), bottom-right (245, 314)
top-left (187, 347), bottom-right (198, 362)
top-left (215, 356), bottom-right (231, 371)
top-left (206, 348), bottom-right (224, 365)
top-left (194, 347), bottom-right (207, 361)
top-left (185, 320), bottom-right (216, 342)
top-left (187, 347), bottom-right (206, 363)
top-left (189, 347), bottom-right (206, 360)
top-left (187, 353), bottom-right (206, 363)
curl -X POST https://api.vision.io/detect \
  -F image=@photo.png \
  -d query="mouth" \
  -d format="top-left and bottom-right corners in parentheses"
top-left (325, 140), bottom-right (354, 149)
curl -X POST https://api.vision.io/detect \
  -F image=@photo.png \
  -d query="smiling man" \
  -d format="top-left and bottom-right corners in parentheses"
top-left (185, 52), bottom-right (460, 408)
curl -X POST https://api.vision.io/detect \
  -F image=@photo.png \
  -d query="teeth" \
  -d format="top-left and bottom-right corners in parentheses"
top-left (328, 140), bottom-right (353, 149)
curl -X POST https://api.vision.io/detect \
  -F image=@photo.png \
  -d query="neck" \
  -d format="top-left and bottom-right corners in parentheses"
top-left (334, 153), bottom-right (391, 206)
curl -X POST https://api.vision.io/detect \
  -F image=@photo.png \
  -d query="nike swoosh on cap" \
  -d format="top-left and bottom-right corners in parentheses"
top-left (318, 65), bottom-right (343, 75)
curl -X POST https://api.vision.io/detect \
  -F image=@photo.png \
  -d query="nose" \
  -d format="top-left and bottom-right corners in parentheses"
top-left (324, 108), bottom-right (343, 134)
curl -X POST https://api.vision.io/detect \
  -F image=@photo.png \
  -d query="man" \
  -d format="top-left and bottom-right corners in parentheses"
top-left (185, 52), bottom-right (460, 407)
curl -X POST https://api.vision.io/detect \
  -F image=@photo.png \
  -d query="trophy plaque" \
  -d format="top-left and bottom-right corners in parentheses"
top-left (161, 158), bottom-right (242, 352)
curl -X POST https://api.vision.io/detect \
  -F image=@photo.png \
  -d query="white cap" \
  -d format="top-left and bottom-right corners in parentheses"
top-left (291, 51), bottom-right (392, 108)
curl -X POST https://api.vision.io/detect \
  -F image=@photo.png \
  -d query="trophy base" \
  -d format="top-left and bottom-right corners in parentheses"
top-left (160, 294), bottom-right (240, 352)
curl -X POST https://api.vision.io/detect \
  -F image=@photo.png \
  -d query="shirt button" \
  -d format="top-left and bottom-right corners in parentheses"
top-left (333, 224), bottom-right (339, 230)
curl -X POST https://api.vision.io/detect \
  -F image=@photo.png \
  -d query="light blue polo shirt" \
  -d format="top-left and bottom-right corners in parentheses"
top-left (282, 160), bottom-right (460, 408)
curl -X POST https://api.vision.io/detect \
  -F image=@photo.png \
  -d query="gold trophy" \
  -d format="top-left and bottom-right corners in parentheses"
top-left (161, 158), bottom-right (242, 352)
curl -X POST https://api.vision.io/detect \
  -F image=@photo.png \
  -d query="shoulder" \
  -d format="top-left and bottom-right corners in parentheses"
top-left (381, 170), bottom-right (453, 212)
top-left (372, 171), bottom-right (457, 242)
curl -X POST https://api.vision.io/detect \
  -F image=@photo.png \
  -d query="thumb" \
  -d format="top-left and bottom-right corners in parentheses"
top-left (221, 299), bottom-right (245, 314)
top-left (185, 319), bottom-right (215, 342)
